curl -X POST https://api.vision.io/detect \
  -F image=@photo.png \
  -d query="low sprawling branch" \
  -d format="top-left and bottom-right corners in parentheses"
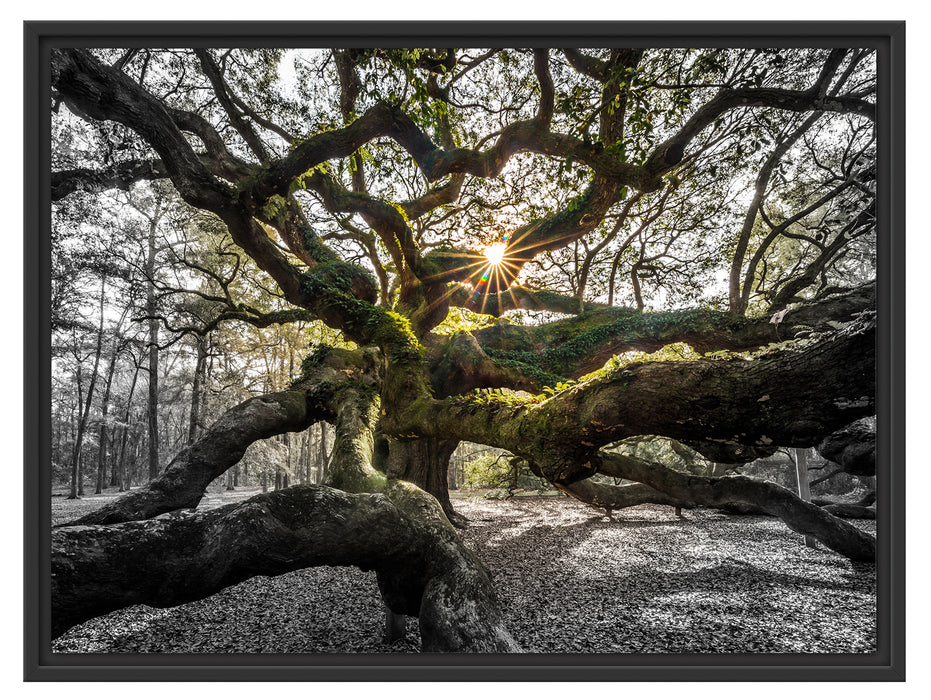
top-left (555, 478), bottom-right (692, 511)
top-left (69, 348), bottom-right (378, 525)
top-left (596, 452), bottom-right (875, 561)
top-left (52, 485), bottom-right (519, 652)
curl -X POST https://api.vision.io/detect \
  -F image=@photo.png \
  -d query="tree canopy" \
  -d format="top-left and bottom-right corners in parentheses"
top-left (49, 45), bottom-right (878, 652)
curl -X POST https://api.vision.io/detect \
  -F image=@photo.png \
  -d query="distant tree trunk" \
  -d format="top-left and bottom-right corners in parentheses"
top-left (447, 456), bottom-right (458, 491)
top-left (297, 430), bottom-right (308, 484)
top-left (795, 447), bottom-right (818, 547)
top-left (68, 365), bottom-right (84, 499)
top-left (94, 343), bottom-right (119, 494)
top-left (129, 425), bottom-right (144, 488)
top-left (284, 347), bottom-right (293, 490)
top-left (69, 276), bottom-right (106, 499)
top-left (146, 214), bottom-right (160, 482)
top-left (187, 336), bottom-right (207, 445)
top-left (115, 362), bottom-right (141, 491)
top-left (53, 404), bottom-right (62, 469)
top-left (284, 430), bottom-right (292, 489)
top-left (315, 422), bottom-right (330, 484)
top-left (508, 459), bottom-right (519, 493)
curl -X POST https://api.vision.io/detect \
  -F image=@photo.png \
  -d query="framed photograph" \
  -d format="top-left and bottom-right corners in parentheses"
top-left (25, 21), bottom-right (905, 681)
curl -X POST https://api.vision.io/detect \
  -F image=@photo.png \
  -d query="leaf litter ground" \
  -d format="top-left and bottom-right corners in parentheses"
top-left (51, 490), bottom-right (875, 654)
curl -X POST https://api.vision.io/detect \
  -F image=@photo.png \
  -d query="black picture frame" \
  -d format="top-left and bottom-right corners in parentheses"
top-left (24, 20), bottom-right (906, 682)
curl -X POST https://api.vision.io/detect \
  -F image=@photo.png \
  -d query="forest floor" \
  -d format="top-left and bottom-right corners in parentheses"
top-left (51, 488), bottom-right (876, 654)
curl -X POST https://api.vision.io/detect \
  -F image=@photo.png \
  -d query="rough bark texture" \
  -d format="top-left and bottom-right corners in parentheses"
top-left (322, 379), bottom-right (386, 494)
top-left (822, 503), bottom-right (876, 519)
top-left (406, 314), bottom-right (876, 485)
top-left (817, 418), bottom-right (876, 476)
top-left (51, 484), bottom-right (519, 652)
top-left (467, 283), bottom-right (874, 381)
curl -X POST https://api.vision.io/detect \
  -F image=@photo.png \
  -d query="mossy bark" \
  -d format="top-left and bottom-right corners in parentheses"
top-left (323, 382), bottom-right (386, 494)
top-left (384, 437), bottom-right (460, 522)
top-left (406, 314), bottom-right (876, 483)
top-left (468, 283), bottom-right (875, 380)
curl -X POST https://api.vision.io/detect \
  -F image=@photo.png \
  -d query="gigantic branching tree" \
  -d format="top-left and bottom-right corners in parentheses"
top-left (50, 46), bottom-right (877, 652)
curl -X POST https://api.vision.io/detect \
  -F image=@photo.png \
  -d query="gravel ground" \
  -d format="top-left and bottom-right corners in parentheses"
top-left (51, 490), bottom-right (876, 654)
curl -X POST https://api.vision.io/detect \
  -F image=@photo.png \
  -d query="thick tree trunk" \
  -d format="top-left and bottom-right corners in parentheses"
top-left (384, 437), bottom-right (460, 522)
top-left (51, 484), bottom-right (519, 652)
